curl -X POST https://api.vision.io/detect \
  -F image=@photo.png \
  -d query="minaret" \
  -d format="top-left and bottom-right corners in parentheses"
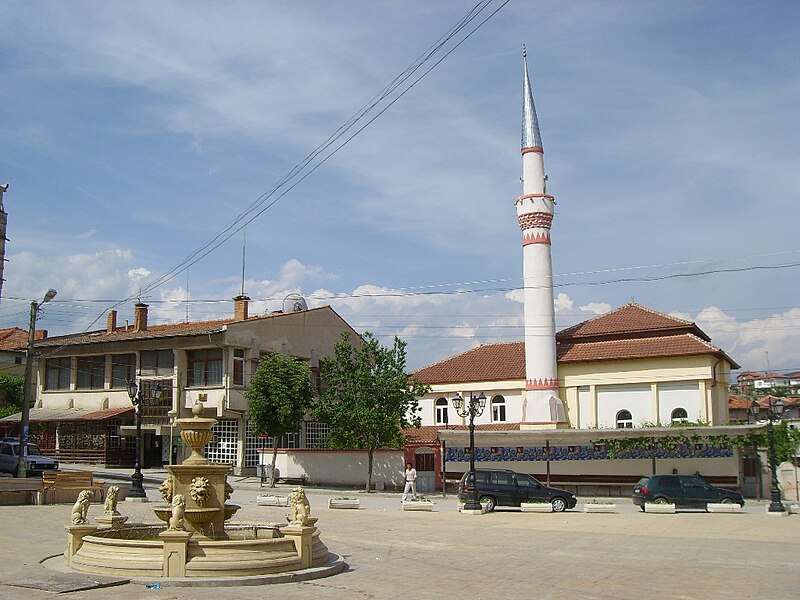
top-left (516, 47), bottom-right (564, 424)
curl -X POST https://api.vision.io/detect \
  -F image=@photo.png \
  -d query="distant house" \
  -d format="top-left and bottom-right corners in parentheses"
top-left (0, 297), bottom-right (358, 473)
top-left (0, 327), bottom-right (49, 378)
top-left (736, 371), bottom-right (796, 394)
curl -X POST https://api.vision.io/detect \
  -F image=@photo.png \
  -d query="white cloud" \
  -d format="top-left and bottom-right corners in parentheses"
top-left (579, 302), bottom-right (611, 315)
top-left (554, 293), bottom-right (573, 312)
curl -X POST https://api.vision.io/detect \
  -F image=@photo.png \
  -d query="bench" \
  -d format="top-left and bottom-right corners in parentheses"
top-left (0, 477), bottom-right (45, 505)
top-left (42, 471), bottom-right (106, 504)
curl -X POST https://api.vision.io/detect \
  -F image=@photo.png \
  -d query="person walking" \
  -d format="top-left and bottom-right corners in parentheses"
top-left (402, 461), bottom-right (417, 502)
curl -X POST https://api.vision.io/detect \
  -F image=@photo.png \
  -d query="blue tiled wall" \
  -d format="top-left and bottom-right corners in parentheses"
top-left (445, 443), bottom-right (733, 462)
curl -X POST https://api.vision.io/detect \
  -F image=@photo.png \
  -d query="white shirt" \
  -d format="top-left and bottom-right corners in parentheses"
top-left (404, 468), bottom-right (417, 482)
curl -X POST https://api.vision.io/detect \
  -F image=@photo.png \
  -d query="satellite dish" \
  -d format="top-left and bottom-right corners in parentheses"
top-left (283, 293), bottom-right (308, 313)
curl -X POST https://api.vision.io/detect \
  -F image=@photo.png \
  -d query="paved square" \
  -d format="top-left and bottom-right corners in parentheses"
top-left (1, 484), bottom-right (798, 599)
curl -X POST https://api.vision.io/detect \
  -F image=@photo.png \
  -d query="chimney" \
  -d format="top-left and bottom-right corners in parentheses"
top-left (134, 303), bottom-right (148, 332)
top-left (34, 330), bottom-right (48, 340)
top-left (233, 295), bottom-right (250, 321)
top-left (106, 310), bottom-right (117, 333)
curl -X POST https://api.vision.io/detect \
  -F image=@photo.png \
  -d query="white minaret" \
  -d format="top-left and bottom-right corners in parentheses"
top-left (517, 47), bottom-right (564, 424)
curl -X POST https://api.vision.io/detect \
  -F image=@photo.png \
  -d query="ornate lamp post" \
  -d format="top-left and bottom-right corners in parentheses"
top-left (126, 379), bottom-right (163, 498)
top-left (452, 392), bottom-right (487, 512)
top-left (167, 409), bottom-right (178, 466)
top-left (749, 398), bottom-right (786, 512)
top-left (17, 288), bottom-right (57, 478)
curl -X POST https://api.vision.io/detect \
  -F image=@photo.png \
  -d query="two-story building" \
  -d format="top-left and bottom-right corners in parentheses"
top-left (0, 297), bottom-right (358, 474)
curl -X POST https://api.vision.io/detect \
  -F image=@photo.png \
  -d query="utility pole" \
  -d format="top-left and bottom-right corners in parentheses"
top-left (0, 183), bottom-right (9, 302)
top-left (17, 289), bottom-right (57, 478)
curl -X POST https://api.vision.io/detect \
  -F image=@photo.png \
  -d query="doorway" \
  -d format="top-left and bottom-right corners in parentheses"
top-left (414, 447), bottom-right (436, 493)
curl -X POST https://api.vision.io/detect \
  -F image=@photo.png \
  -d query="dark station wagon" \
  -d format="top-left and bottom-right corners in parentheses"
top-left (632, 474), bottom-right (744, 510)
top-left (459, 468), bottom-right (578, 512)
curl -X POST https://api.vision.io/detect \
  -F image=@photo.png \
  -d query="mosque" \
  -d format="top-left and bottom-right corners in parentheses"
top-left (404, 52), bottom-right (753, 496)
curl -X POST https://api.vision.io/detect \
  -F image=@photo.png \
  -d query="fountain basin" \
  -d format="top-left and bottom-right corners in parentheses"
top-left (67, 523), bottom-right (331, 579)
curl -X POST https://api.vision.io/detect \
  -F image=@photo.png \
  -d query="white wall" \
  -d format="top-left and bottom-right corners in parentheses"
top-left (597, 385), bottom-right (651, 428)
top-left (658, 382), bottom-right (702, 423)
top-left (418, 387), bottom-right (524, 427)
top-left (273, 449), bottom-right (405, 488)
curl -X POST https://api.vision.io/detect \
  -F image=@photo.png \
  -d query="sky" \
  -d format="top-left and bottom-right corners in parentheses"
top-left (1, 1), bottom-right (798, 374)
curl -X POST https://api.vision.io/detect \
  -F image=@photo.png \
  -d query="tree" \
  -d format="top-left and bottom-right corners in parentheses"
top-left (314, 332), bottom-right (429, 492)
top-left (246, 352), bottom-right (314, 488)
top-left (0, 375), bottom-right (25, 420)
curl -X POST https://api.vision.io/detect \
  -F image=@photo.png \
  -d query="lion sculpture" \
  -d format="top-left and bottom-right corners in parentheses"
top-left (189, 476), bottom-right (211, 507)
top-left (168, 494), bottom-right (186, 531)
top-left (287, 487), bottom-right (311, 526)
top-left (158, 476), bottom-right (174, 503)
top-left (103, 485), bottom-right (120, 515)
top-left (71, 490), bottom-right (93, 525)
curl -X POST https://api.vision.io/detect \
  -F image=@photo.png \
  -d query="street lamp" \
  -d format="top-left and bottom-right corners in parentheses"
top-left (17, 288), bottom-right (57, 478)
top-left (750, 398), bottom-right (786, 512)
top-left (452, 392), bottom-right (487, 512)
top-left (167, 409), bottom-right (178, 466)
top-left (126, 379), bottom-right (163, 498)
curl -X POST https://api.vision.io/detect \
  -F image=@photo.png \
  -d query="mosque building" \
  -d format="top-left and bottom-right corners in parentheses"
top-left (404, 51), bottom-right (754, 496)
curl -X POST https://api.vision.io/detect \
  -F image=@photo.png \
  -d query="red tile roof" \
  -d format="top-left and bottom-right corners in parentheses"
top-left (729, 395), bottom-right (800, 409)
top-left (557, 303), bottom-right (709, 342)
top-left (413, 303), bottom-right (739, 385)
top-left (414, 342), bottom-right (525, 385)
top-left (34, 306), bottom-right (334, 347)
top-left (557, 333), bottom-right (733, 364)
top-left (0, 327), bottom-right (27, 351)
top-left (403, 423), bottom-right (521, 443)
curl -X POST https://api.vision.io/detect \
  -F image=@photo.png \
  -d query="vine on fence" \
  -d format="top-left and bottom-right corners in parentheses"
top-left (592, 420), bottom-right (800, 464)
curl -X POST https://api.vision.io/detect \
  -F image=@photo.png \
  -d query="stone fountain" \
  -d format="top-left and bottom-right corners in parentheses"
top-left (151, 402), bottom-right (239, 537)
top-left (60, 403), bottom-right (342, 582)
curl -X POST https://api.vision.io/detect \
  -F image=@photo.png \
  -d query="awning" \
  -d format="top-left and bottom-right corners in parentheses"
top-left (0, 406), bottom-right (133, 423)
top-left (437, 423), bottom-right (767, 447)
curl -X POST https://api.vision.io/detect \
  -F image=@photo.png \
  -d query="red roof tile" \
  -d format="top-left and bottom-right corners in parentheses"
top-left (0, 327), bottom-right (27, 351)
top-left (557, 333), bottom-right (734, 364)
top-left (34, 306), bottom-right (334, 347)
top-left (413, 304), bottom-right (739, 385)
top-left (403, 423), bottom-right (521, 443)
top-left (729, 395), bottom-right (800, 409)
top-left (556, 303), bottom-right (709, 342)
top-left (413, 342), bottom-right (525, 385)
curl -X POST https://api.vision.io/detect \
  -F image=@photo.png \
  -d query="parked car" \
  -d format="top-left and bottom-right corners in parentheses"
top-left (0, 438), bottom-right (59, 476)
top-left (631, 474), bottom-right (744, 511)
top-left (458, 468), bottom-right (577, 512)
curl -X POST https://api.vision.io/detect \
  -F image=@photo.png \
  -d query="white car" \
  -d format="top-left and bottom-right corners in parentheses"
top-left (0, 439), bottom-right (59, 475)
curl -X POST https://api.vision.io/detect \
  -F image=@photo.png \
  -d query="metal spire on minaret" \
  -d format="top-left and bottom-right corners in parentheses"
top-left (521, 45), bottom-right (542, 150)
top-left (516, 45), bottom-right (565, 425)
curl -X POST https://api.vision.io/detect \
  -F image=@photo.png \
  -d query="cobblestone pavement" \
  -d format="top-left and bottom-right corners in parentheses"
top-left (1, 474), bottom-right (798, 600)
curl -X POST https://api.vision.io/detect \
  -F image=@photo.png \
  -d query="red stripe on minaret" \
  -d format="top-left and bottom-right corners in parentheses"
top-left (522, 231), bottom-right (551, 245)
top-left (521, 146), bottom-right (543, 155)
top-left (526, 378), bottom-right (559, 391)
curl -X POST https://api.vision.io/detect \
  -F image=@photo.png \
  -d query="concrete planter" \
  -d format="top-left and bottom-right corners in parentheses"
top-left (583, 503), bottom-right (617, 514)
top-left (256, 494), bottom-right (289, 507)
top-left (645, 502), bottom-right (676, 514)
top-left (402, 500), bottom-right (434, 511)
top-left (520, 502), bottom-right (553, 513)
top-left (328, 498), bottom-right (360, 509)
top-left (707, 503), bottom-right (742, 513)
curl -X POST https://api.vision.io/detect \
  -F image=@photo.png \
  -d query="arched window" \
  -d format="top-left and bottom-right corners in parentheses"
top-left (491, 395), bottom-right (506, 422)
top-left (616, 410), bottom-right (633, 429)
top-left (435, 398), bottom-right (448, 425)
top-left (671, 407), bottom-right (688, 425)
